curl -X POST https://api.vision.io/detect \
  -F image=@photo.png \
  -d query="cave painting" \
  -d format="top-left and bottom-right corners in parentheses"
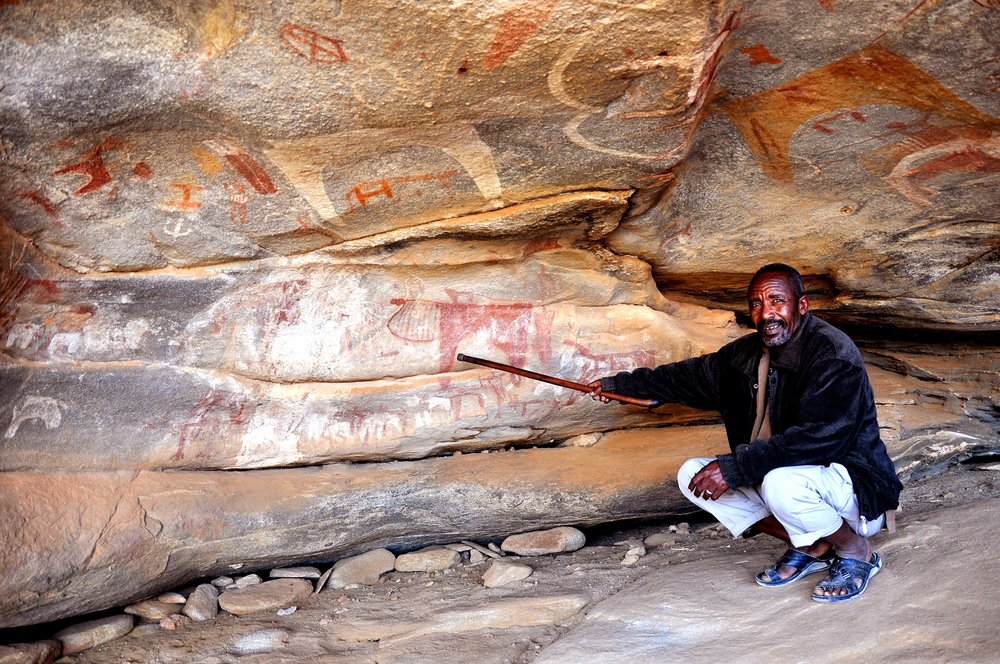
top-left (161, 183), bottom-right (206, 211)
top-left (203, 139), bottom-right (278, 195)
top-left (15, 190), bottom-right (59, 219)
top-left (547, 9), bottom-right (739, 162)
top-left (264, 124), bottom-right (503, 230)
top-left (52, 140), bottom-right (121, 195)
top-left (740, 44), bottom-right (781, 66)
top-left (174, 389), bottom-right (250, 461)
top-left (278, 22), bottom-right (348, 64)
top-left (388, 291), bottom-right (555, 374)
top-left (343, 170), bottom-right (460, 214)
top-left (724, 46), bottom-right (1000, 182)
top-left (482, 0), bottom-right (558, 69)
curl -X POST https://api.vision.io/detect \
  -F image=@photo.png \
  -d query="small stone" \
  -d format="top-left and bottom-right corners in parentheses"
top-left (621, 553), bottom-right (642, 566)
top-left (469, 549), bottom-right (486, 564)
top-left (54, 615), bottom-right (135, 655)
top-left (156, 592), bottom-right (187, 605)
top-left (218, 579), bottom-right (313, 616)
top-left (394, 546), bottom-right (461, 572)
top-left (269, 566), bottom-right (322, 579)
top-left (234, 573), bottom-right (262, 588)
top-left (326, 548), bottom-right (396, 589)
top-left (182, 583), bottom-right (220, 622)
top-left (676, 522), bottom-right (690, 534)
top-left (643, 532), bottom-right (675, 547)
top-left (482, 561), bottom-right (533, 588)
top-left (129, 622), bottom-right (162, 638)
top-left (943, 492), bottom-right (956, 500)
top-left (559, 432), bottom-right (603, 447)
top-left (501, 526), bottom-right (586, 556)
top-left (159, 614), bottom-right (191, 631)
top-left (0, 640), bottom-right (61, 664)
top-left (276, 606), bottom-right (297, 616)
top-left (229, 629), bottom-right (290, 656)
top-left (444, 543), bottom-right (472, 552)
top-left (462, 540), bottom-right (502, 559)
top-left (123, 599), bottom-right (182, 621)
top-left (487, 542), bottom-right (504, 555)
top-left (314, 567), bottom-right (334, 594)
top-left (626, 544), bottom-right (646, 557)
top-left (211, 576), bottom-right (234, 588)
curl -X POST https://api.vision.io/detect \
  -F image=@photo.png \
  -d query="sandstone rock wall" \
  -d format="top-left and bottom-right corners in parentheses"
top-left (1, 0), bottom-right (997, 628)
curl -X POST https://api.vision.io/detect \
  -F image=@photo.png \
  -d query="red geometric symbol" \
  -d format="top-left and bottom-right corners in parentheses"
top-left (53, 145), bottom-right (112, 195)
top-left (278, 22), bottom-right (348, 64)
top-left (346, 179), bottom-right (393, 210)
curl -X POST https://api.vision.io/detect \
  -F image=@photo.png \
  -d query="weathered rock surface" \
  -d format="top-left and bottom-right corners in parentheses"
top-left (501, 527), bottom-right (586, 556)
top-left (0, 427), bottom-right (728, 628)
top-left (607, 4), bottom-right (1000, 332)
top-left (0, 244), bottom-right (736, 472)
top-left (335, 594), bottom-right (589, 643)
top-left (533, 497), bottom-right (1000, 664)
top-left (0, 1), bottom-right (729, 270)
top-left (229, 629), bottom-right (291, 656)
top-left (1, 0), bottom-right (998, 634)
top-left (217, 579), bottom-right (312, 616)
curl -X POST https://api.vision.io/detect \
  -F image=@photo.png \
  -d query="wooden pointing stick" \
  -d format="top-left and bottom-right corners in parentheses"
top-left (456, 353), bottom-right (661, 408)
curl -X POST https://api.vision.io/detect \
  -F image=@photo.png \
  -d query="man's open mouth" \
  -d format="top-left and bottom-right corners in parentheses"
top-left (761, 321), bottom-right (785, 334)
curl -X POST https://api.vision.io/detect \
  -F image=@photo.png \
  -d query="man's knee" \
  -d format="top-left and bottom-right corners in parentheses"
top-left (677, 457), bottom-right (712, 492)
top-left (760, 466), bottom-right (800, 496)
top-left (760, 466), bottom-right (830, 514)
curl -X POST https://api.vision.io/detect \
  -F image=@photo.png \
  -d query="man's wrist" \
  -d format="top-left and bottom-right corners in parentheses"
top-left (715, 453), bottom-right (744, 488)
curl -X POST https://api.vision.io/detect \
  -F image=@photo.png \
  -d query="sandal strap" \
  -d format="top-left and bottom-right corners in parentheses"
top-left (816, 554), bottom-right (879, 590)
top-left (776, 548), bottom-right (824, 569)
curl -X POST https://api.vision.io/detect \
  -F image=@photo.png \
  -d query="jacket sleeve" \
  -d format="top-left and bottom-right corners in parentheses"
top-left (599, 352), bottom-right (723, 411)
top-left (715, 355), bottom-right (866, 488)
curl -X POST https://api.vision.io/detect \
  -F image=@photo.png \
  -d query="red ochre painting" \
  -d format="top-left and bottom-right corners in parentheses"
top-left (724, 46), bottom-right (1000, 182)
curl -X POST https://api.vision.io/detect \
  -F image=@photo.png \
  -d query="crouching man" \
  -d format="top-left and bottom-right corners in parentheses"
top-left (590, 264), bottom-right (902, 602)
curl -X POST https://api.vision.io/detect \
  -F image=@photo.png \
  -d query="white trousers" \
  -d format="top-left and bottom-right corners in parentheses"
top-left (677, 457), bottom-right (884, 548)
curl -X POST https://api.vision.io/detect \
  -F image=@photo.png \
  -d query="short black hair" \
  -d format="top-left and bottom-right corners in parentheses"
top-left (748, 263), bottom-right (806, 301)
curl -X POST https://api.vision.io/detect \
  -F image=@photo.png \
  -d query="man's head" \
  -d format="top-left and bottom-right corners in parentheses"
top-left (747, 263), bottom-right (809, 348)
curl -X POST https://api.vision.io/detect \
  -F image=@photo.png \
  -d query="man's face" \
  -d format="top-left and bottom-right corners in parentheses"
top-left (747, 272), bottom-right (809, 348)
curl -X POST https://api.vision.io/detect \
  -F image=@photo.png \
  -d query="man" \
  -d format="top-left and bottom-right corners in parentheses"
top-left (589, 264), bottom-right (902, 602)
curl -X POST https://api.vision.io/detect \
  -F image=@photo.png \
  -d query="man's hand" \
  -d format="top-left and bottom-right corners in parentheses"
top-left (688, 460), bottom-right (729, 500)
top-left (587, 380), bottom-right (610, 403)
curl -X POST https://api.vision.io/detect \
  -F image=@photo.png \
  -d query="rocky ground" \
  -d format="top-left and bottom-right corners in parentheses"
top-left (2, 457), bottom-right (998, 664)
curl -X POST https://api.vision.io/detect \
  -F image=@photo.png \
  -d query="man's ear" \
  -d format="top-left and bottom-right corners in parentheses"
top-left (798, 295), bottom-right (810, 315)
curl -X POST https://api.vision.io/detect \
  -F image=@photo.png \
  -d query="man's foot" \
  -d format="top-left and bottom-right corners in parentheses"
top-left (811, 552), bottom-right (882, 602)
top-left (755, 548), bottom-right (834, 587)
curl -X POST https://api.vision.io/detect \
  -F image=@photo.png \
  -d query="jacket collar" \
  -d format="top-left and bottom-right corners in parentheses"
top-left (731, 313), bottom-right (814, 376)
